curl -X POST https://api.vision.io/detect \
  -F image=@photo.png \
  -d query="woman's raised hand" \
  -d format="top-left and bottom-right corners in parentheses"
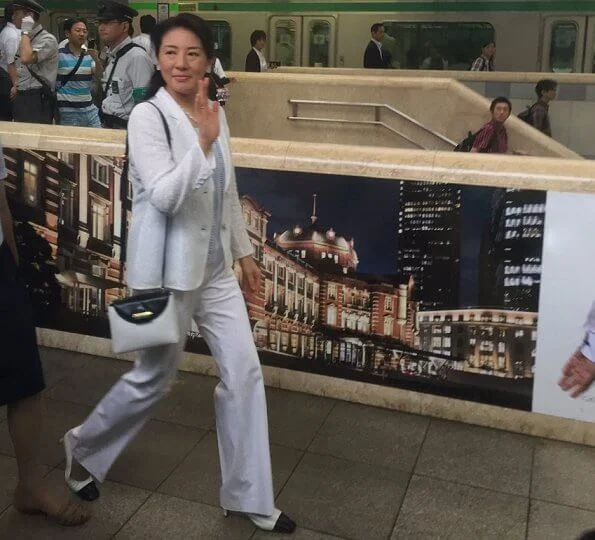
top-left (194, 77), bottom-right (220, 154)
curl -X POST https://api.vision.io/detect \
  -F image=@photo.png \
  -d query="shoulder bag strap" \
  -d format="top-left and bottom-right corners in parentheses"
top-left (24, 29), bottom-right (53, 92)
top-left (58, 50), bottom-right (85, 87)
top-left (102, 42), bottom-right (143, 100)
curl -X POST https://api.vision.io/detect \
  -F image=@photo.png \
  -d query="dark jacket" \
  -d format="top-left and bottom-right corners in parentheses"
top-left (363, 40), bottom-right (388, 69)
top-left (245, 48), bottom-right (261, 72)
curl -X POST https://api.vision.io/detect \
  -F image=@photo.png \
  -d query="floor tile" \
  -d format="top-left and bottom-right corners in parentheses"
top-left (252, 528), bottom-right (346, 539)
top-left (391, 475), bottom-right (528, 540)
top-left (309, 402), bottom-right (428, 472)
top-left (158, 431), bottom-right (303, 506)
top-left (527, 499), bottom-right (595, 540)
top-left (415, 420), bottom-right (534, 496)
top-left (266, 389), bottom-right (336, 450)
top-left (113, 492), bottom-right (255, 539)
top-left (277, 452), bottom-right (408, 540)
top-left (0, 455), bottom-right (52, 514)
top-left (105, 420), bottom-right (206, 491)
top-left (45, 357), bottom-right (129, 407)
top-left (0, 469), bottom-right (149, 539)
top-left (151, 371), bottom-right (218, 430)
top-left (39, 348), bottom-right (92, 389)
top-left (532, 439), bottom-right (595, 510)
top-left (0, 398), bottom-right (92, 467)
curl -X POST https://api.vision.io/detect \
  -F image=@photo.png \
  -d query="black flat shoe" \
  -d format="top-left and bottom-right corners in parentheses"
top-left (61, 429), bottom-right (101, 502)
top-left (223, 507), bottom-right (296, 533)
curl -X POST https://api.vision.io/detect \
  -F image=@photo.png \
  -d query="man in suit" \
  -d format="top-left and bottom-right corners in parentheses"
top-left (245, 29), bottom-right (267, 72)
top-left (364, 23), bottom-right (389, 69)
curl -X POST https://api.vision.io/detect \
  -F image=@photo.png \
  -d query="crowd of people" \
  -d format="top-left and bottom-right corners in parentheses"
top-left (0, 0), bottom-right (271, 129)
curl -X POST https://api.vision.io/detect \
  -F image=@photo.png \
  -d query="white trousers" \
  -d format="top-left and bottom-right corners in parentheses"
top-left (69, 260), bottom-right (275, 515)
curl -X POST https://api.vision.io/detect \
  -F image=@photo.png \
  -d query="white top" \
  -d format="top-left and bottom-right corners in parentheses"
top-left (211, 57), bottom-right (226, 78)
top-left (59, 38), bottom-right (68, 48)
top-left (132, 33), bottom-right (157, 65)
top-left (0, 146), bottom-right (7, 246)
top-left (253, 47), bottom-right (268, 71)
top-left (0, 22), bottom-right (20, 72)
top-left (126, 88), bottom-right (253, 290)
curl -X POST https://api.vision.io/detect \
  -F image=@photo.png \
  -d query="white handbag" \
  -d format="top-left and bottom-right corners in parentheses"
top-left (108, 290), bottom-right (180, 354)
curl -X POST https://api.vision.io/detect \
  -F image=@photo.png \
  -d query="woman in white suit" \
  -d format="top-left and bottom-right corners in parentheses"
top-left (61, 13), bottom-right (295, 534)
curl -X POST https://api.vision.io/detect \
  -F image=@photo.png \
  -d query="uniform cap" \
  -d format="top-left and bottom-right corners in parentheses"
top-left (97, 1), bottom-right (138, 22)
top-left (11, 0), bottom-right (46, 14)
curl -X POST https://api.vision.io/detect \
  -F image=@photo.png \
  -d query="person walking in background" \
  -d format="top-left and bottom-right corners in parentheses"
top-left (132, 14), bottom-right (157, 65)
top-left (519, 79), bottom-right (558, 137)
top-left (12, 0), bottom-right (59, 124)
top-left (470, 40), bottom-right (495, 71)
top-left (97, 1), bottom-right (153, 128)
top-left (364, 23), bottom-right (390, 69)
top-left (56, 18), bottom-right (102, 127)
top-left (0, 145), bottom-right (90, 527)
top-left (245, 30), bottom-right (267, 72)
top-left (61, 13), bottom-right (296, 534)
top-left (0, 3), bottom-right (20, 120)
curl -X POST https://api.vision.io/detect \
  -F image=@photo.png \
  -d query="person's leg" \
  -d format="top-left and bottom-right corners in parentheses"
top-left (194, 265), bottom-right (295, 532)
top-left (65, 289), bottom-right (196, 486)
top-left (1, 242), bottom-right (89, 525)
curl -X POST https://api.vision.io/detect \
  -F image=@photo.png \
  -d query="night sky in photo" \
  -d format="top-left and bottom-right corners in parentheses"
top-left (236, 168), bottom-right (499, 308)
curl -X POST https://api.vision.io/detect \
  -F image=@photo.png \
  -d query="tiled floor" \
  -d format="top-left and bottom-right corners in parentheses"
top-left (1, 348), bottom-right (595, 540)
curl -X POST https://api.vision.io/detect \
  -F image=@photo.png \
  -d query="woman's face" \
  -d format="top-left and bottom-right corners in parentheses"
top-left (158, 27), bottom-right (210, 97)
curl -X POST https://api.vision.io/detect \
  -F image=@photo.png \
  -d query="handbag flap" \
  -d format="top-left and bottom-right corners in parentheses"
top-left (110, 291), bottom-right (171, 324)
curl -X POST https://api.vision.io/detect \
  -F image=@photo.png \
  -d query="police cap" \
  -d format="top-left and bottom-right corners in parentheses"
top-left (97, 1), bottom-right (138, 23)
top-left (11, 0), bottom-right (46, 14)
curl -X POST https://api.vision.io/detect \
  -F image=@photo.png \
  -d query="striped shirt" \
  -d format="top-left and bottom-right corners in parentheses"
top-left (472, 120), bottom-right (508, 154)
top-left (56, 45), bottom-right (94, 110)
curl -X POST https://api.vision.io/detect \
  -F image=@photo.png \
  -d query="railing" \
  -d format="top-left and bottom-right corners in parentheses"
top-left (288, 99), bottom-right (457, 149)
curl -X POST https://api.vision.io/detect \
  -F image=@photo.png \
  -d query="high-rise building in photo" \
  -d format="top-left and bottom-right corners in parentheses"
top-left (479, 188), bottom-right (546, 311)
top-left (397, 181), bottom-right (461, 309)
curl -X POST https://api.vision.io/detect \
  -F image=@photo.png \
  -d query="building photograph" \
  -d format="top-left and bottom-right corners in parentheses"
top-left (4, 147), bottom-right (548, 409)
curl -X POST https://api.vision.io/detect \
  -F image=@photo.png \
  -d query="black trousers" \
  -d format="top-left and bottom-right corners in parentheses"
top-left (0, 68), bottom-right (13, 121)
top-left (13, 88), bottom-right (54, 124)
top-left (0, 242), bottom-right (45, 406)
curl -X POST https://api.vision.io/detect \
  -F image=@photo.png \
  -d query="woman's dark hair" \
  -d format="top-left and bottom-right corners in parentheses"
top-left (250, 30), bottom-right (266, 47)
top-left (145, 13), bottom-right (214, 100)
top-left (535, 78), bottom-right (558, 98)
top-left (490, 96), bottom-right (512, 112)
top-left (63, 17), bottom-right (87, 34)
top-left (482, 40), bottom-right (495, 49)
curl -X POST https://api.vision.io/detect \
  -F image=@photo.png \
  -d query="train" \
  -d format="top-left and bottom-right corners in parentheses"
top-left (3, 0), bottom-right (595, 73)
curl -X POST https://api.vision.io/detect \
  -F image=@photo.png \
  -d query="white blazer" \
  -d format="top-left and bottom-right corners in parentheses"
top-left (125, 87), bottom-right (253, 291)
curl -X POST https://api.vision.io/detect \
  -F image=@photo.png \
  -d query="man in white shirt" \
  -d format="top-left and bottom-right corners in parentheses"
top-left (559, 301), bottom-right (595, 397)
top-left (0, 4), bottom-right (20, 119)
top-left (132, 14), bottom-right (156, 66)
top-left (245, 30), bottom-right (267, 72)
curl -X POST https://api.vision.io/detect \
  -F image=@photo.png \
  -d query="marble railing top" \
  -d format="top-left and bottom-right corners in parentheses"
top-left (273, 67), bottom-right (595, 85)
top-left (1, 122), bottom-right (593, 193)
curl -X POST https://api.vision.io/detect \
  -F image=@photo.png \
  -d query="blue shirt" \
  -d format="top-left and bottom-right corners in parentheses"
top-left (56, 45), bottom-right (95, 110)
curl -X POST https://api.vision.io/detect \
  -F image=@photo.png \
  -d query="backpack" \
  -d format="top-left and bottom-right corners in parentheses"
top-left (454, 130), bottom-right (478, 152)
top-left (518, 104), bottom-right (535, 126)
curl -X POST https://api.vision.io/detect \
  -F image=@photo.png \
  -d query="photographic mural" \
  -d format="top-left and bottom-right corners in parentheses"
top-left (4, 147), bottom-right (546, 410)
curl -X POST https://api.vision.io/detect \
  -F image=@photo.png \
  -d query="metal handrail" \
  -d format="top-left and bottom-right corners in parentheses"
top-left (288, 99), bottom-right (457, 148)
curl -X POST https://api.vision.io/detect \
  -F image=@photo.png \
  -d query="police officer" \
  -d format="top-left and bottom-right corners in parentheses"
top-left (97, 1), bottom-right (153, 128)
top-left (12, 0), bottom-right (59, 124)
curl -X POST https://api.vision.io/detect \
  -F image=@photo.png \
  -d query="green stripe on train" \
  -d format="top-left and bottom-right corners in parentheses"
top-left (195, 1), bottom-right (595, 12)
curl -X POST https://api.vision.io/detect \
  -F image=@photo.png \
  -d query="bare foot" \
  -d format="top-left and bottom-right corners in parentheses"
top-left (14, 479), bottom-right (91, 526)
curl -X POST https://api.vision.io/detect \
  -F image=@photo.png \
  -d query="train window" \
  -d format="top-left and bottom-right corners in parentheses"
top-left (273, 19), bottom-right (299, 66)
top-left (382, 22), bottom-right (494, 70)
top-left (206, 20), bottom-right (231, 71)
top-left (549, 22), bottom-right (578, 73)
top-left (178, 2), bottom-right (198, 12)
top-left (307, 20), bottom-right (331, 67)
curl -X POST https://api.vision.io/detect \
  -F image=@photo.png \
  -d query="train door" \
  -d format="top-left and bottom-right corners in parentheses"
top-left (269, 15), bottom-right (336, 67)
top-left (541, 16), bottom-right (586, 72)
top-left (49, 11), bottom-right (99, 46)
top-left (582, 16), bottom-right (595, 73)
